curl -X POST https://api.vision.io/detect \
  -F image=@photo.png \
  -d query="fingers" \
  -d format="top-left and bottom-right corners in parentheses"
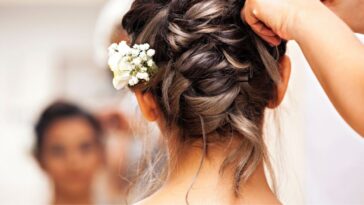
top-left (251, 22), bottom-right (282, 46)
top-left (241, 2), bottom-right (282, 46)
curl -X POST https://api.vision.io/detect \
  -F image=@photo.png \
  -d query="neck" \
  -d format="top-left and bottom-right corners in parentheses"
top-left (157, 137), bottom-right (280, 204)
top-left (53, 187), bottom-right (92, 205)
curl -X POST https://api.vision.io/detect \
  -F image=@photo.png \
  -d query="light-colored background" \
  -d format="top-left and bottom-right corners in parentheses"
top-left (0, 0), bottom-right (363, 204)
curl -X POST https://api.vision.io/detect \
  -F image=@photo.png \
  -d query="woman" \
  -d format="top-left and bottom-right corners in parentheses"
top-left (34, 102), bottom-right (103, 205)
top-left (242, 0), bottom-right (364, 136)
top-left (110, 0), bottom-right (291, 204)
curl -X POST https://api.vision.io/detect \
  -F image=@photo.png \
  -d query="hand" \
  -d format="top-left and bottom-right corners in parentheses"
top-left (322, 0), bottom-right (364, 34)
top-left (241, 0), bottom-right (322, 45)
top-left (242, 0), bottom-right (364, 46)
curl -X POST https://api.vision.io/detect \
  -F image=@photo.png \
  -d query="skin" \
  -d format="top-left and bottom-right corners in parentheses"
top-left (322, 0), bottom-right (364, 34)
top-left (133, 56), bottom-right (291, 205)
top-left (242, 0), bottom-right (364, 137)
top-left (39, 117), bottom-right (102, 205)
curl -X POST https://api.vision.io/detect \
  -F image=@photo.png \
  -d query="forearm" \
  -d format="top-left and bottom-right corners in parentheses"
top-left (294, 2), bottom-right (364, 136)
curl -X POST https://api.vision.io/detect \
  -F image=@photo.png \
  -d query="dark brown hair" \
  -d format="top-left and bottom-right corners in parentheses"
top-left (122, 0), bottom-right (287, 201)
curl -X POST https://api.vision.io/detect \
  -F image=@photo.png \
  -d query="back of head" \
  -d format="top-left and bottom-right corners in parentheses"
top-left (122, 0), bottom-right (287, 197)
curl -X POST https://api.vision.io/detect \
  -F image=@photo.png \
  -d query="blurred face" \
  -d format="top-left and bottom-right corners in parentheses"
top-left (39, 117), bottom-right (101, 196)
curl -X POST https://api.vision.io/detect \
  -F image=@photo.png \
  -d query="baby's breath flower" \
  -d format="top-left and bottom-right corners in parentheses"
top-left (132, 57), bottom-right (142, 66)
top-left (118, 41), bottom-right (130, 56)
top-left (140, 43), bottom-right (150, 51)
top-left (136, 72), bottom-right (150, 81)
top-left (113, 72), bottom-right (130, 90)
top-left (108, 53), bottom-right (122, 71)
top-left (147, 59), bottom-right (154, 67)
top-left (107, 41), bottom-right (159, 89)
top-left (108, 43), bottom-right (118, 55)
top-left (140, 66), bottom-right (148, 72)
top-left (131, 49), bottom-right (140, 57)
top-left (147, 49), bottom-right (155, 57)
top-left (139, 52), bottom-right (148, 61)
top-left (128, 76), bottom-right (139, 86)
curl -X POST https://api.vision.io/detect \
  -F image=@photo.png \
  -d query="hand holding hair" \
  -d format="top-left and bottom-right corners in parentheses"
top-left (242, 0), bottom-right (364, 137)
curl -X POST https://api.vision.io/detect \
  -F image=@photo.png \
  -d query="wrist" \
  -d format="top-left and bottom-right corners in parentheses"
top-left (289, 1), bottom-right (326, 42)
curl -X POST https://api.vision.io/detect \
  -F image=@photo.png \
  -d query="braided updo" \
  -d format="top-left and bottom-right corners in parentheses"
top-left (122, 0), bottom-right (287, 198)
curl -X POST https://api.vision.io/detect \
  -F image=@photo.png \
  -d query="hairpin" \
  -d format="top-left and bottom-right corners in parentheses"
top-left (236, 68), bottom-right (254, 83)
top-left (108, 41), bottom-right (159, 90)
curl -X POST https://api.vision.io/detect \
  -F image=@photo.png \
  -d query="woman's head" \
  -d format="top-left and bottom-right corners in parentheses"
top-left (122, 0), bottom-right (291, 195)
top-left (34, 102), bottom-right (103, 197)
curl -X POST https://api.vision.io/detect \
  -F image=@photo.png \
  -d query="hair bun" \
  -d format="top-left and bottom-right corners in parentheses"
top-left (122, 0), bottom-right (286, 136)
top-left (122, 0), bottom-right (287, 196)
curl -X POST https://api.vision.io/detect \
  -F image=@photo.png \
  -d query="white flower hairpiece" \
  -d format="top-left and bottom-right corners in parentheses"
top-left (108, 41), bottom-right (158, 90)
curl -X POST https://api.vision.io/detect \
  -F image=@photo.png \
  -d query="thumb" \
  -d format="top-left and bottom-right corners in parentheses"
top-left (241, 4), bottom-right (282, 45)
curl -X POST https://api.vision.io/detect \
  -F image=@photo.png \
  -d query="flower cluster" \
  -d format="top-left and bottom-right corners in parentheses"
top-left (108, 41), bottom-right (158, 89)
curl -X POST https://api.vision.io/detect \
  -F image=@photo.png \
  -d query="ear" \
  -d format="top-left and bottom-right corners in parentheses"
top-left (135, 90), bottom-right (159, 121)
top-left (268, 55), bottom-right (291, 108)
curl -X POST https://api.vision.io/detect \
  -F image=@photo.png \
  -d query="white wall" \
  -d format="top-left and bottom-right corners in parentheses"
top-left (0, 3), bottom-right (111, 204)
top-left (268, 42), bottom-right (307, 204)
top-left (304, 35), bottom-right (364, 205)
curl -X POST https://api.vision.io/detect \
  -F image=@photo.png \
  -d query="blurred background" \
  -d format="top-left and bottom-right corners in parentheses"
top-left (0, 0), bottom-right (363, 204)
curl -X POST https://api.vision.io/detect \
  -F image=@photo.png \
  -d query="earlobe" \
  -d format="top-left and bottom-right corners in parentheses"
top-left (135, 90), bottom-right (159, 121)
top-left (268, 55), bottom-right (291, 109)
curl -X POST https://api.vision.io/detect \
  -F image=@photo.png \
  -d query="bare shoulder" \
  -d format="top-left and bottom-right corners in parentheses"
top-left (132, 191), bottom-right (182, 205)
top-left (133, 198), bottom-right (153, 205)
top-left (133, 195), bottom-right (164, 205)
